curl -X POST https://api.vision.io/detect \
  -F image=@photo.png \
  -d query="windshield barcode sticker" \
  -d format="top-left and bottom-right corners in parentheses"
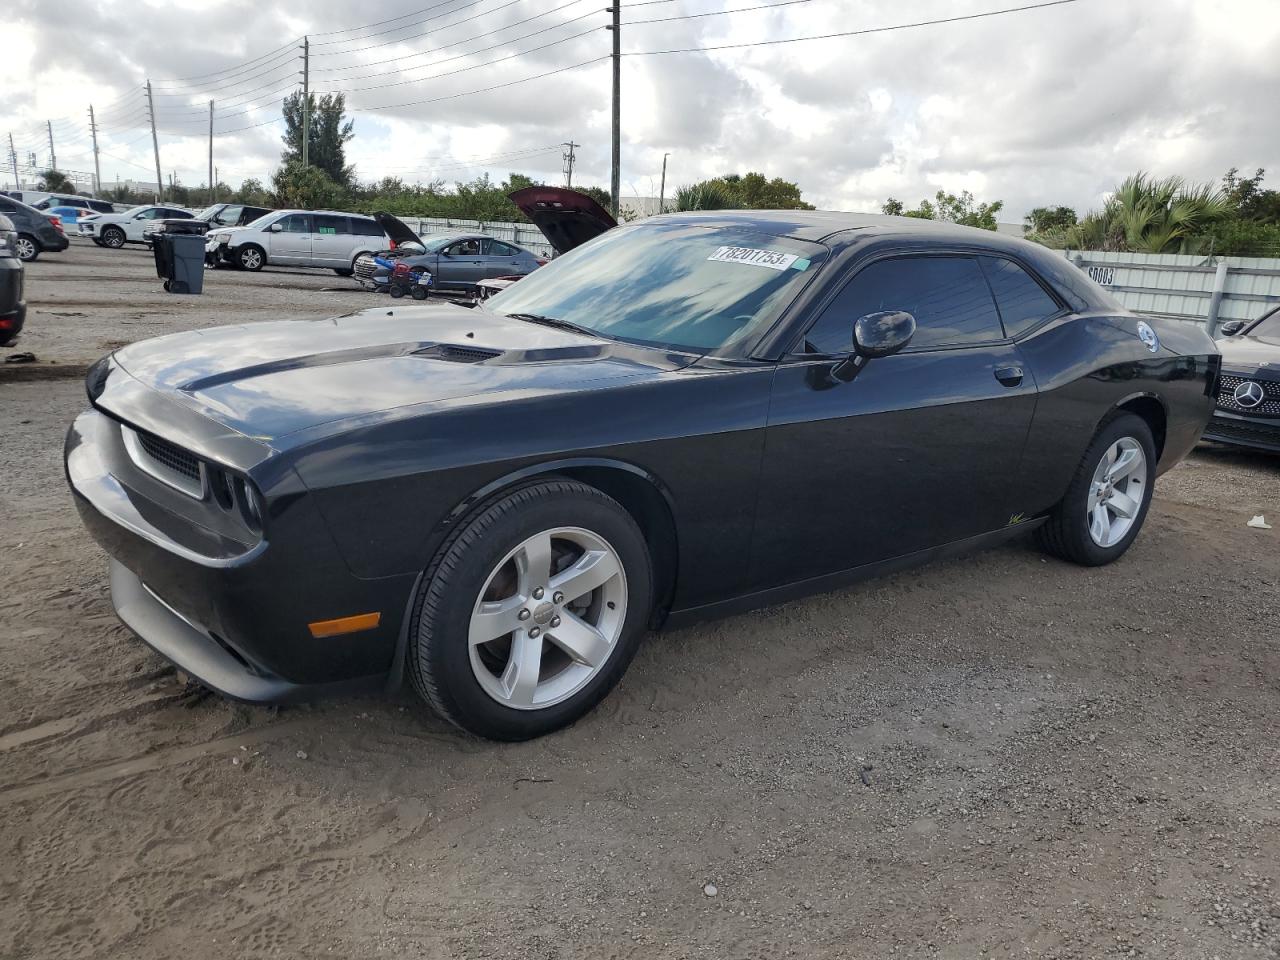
top-left (707, 246), bottom-right (799, 271)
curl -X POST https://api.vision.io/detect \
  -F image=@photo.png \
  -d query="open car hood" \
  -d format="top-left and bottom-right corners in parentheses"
top-left (373, 211), bottom-right (423, 247)
top-left (509, 187), bottom-right (617, 255)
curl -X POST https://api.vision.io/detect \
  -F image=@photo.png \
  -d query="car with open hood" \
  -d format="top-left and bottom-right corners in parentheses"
top-left (351, 213), bottom-right (545, 293)
top-left (1202, 305), bottom-right (1280, 452)
top-left (66, 211), bottom-right (1217, 741)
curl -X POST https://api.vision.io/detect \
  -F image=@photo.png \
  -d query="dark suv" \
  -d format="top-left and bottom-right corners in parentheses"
top-left (0, 214), bottom-right (27, 346)
top-left (0, 194), bottom-right (70, 262)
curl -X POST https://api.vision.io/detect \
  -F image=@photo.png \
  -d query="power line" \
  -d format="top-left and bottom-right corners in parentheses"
top-left (312, 0), bottom-right (583, 74)
top-left (625, 0), bottom-right (822, 24)
top-left (312, 0), bottom-right (507, 50)
top-left (627, 0), bottom-right (1082, 55)
top-left (157, 37), bottom-right (300, 84)
top-left (351, 55), bottom-right (607, 112)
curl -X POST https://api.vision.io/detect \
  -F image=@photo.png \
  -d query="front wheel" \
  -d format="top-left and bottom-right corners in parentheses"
top-left (409, 480), bottom-right (653, 740)
top-left (1036, 412), bottom-right (1156, 566)
top-left (236, 245), bottom-right (265, 271)
top-left (15, 234), bottom-right (39, 261)
top-left (100, 225), bottom-right (126, 249)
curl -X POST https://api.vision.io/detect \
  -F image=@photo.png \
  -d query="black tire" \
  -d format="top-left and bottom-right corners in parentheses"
top-left (100, 225), bottom-right (126, 249)
top-left (410, 285), bottom-right (428, 300)
top-left (409, 480), bottom-right (654, 741)
top-left (389, 283), bottom-right (406, 298)
top-left (333, 267), bottom-right (354, 277)
top-left (15, 234), bottom-right (40, 262)
top-left (236, 244), bottom-right (265, 271)
top-left (1035, 412), bottom-right (1156, 566)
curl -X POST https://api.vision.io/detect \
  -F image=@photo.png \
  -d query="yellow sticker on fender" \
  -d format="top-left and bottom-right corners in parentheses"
top-left (707, 245), bottom-right (799, 271)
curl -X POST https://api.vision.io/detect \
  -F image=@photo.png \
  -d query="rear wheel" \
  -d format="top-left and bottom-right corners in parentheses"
top-left (409, 480), bottom-right (653, 740)
top-left (100, 225), bottom-right (125, 249)
top-left (15, 234), bottom-right (39, 261)
top-left (1036, 412), bottom-right (1156, 566)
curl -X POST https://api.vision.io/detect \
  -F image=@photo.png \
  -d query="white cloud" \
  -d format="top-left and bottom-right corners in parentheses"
top-left (3, 0), bottom-right (1278, 224)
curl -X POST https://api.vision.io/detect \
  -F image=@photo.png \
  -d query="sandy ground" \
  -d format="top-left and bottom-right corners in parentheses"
top-left (1, 243), bottom-right (1278, 959)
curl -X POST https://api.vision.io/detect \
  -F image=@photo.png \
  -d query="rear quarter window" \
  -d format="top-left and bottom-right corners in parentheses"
top-left (979, 256), bottom-right (1063, 337)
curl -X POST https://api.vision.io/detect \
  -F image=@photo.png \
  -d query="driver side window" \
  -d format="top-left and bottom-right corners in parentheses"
top-left (800, 255), bottom-right (1003, 355)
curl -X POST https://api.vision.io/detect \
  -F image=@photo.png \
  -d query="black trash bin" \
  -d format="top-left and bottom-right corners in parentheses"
top-left (151, 219), bottom-right (209, 294)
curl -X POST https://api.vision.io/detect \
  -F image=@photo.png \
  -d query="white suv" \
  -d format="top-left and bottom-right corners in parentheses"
top-left (206, 210), bottom-right (391, 275)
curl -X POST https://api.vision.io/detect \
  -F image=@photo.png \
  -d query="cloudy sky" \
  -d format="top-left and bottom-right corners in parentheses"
top-left (4, 0), bottom-right (1279, 222)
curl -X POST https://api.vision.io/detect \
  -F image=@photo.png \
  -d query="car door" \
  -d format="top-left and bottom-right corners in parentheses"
top-left (748, 253), bottom-right (1038, 591)
top-left (483, 239), bottom-right (523, 278)
top-left (267, 213), bottom-right (313, 265)
top-left (311, 214), bottom-right (352, 267)
top-left (126, 207), bottom-right (162, 241)
top-left (438, 238), bottom-right (485, 285)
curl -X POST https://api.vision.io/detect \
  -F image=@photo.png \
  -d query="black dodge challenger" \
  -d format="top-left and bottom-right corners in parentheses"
top-left (65, 211), bottom-right (1218, 740)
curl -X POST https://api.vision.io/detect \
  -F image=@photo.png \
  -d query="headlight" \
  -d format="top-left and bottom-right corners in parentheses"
top-left (0, 230), bottom-right (14, 257)
top-left (219, 234), bottom-right (230, 245)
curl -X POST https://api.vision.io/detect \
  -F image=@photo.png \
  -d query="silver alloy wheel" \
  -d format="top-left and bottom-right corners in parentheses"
top-left (240, 248), bottom-right (262, 269)
top-left (1087, 436), bottom-right (1147, 548)
top-left (102, 227), bottom-right (125, 248)
top-left (469, 526), bottom-right (627, 710)
top-left (15, 236), bottom-right (37, 260)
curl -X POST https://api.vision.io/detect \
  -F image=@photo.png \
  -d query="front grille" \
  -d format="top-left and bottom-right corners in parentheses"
top-left (1216, 373), bottom-right (1280, 417)
top-left (1204, 416), bottom-right (1280, 450)
top-left (122, 425), bottom-right (204, 497)
top-left (354, 255), bottom-right (378, 281)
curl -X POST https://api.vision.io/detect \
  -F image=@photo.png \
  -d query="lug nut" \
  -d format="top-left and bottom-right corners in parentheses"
top-left (533, 587), bottom-right (545, 599)
top-left (518, 609), bottom-right (531, 621)
top-left (550, 616), bottom-right (561, 628)
top-left (529, 627), bottom-right (541, 638)
top-left (553, 591), bottom-right (564, 604)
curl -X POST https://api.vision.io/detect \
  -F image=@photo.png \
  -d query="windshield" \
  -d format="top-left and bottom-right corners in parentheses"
top-left (419, 235), bottom-right (458, 252)
top-left (486, 221), bottom-right (828, 352)
top-left (1249, 308), bottom-right (1279, 339)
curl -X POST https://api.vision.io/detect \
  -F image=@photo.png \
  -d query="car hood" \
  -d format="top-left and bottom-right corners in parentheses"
top-left (107, 304), bottom-right (694, 444)
top-left (509, 186), bottom-right (617, 255)
top-left (373, 211), bottom-right (421, 247)
top-left (1218, 333), bottom-right (1280, 374)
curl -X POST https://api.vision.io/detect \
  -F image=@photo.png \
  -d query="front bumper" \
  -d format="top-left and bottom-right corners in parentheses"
top-left (1203, 411), bottom-right (1280, 452)
top-left (66, 405), bottom-right (413, 702)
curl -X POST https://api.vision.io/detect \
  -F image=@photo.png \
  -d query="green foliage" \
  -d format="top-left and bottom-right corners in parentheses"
top-left (269, 161), bottom-right (347, 210)
top-left (281, 91), bottom-right (355, 186)
top-left (234, 178), bottom-right (273, 207)
top-left (1032, 172), bottom-right (1231, 254)
top-left (882, 190), bottom-right (1004, 230)
top-left (345, 172), bottom-right (547, 222)
top-left (1024, 206), bottom-right (1077, 233)
top-left (1221, 167), bottom-right (1280, 223)
top-left (39, 169), bottom-right (75, 193)
top-left (676, 172), bottom-right (815, 211)
top-left (1198, 218), bottom-right (1280, 257)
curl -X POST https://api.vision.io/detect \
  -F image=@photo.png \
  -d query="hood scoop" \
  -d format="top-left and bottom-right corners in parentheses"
top-left (413, 343), bottom-right (503, 364)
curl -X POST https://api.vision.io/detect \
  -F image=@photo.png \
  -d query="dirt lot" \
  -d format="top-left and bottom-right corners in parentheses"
top-left (1, 243), bottom-right (1278, 960)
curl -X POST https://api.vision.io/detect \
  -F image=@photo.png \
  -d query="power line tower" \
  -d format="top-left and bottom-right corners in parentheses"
top-left (562, 141), bottom-right (578, 188)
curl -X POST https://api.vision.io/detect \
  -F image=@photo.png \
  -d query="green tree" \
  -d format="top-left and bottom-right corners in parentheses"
top-left (281, 91), bottom-right (355, 186)
top-left (39, 169), bottom-right (76, 193)
top-left (234, 178), bottom-right (273, 206)
top-left (881, 198), bottom-right (905, 216)
top-left (675, 172), bottom-right (814, 212)
top-left (269, 161), bottom-right (347, 209)
top-left (880, 190), bottom-right (1002, 228)
top-left (674, 181), bottom-right (741, 211)
top-left (1221, 167), bottom-right (1280, 223)
top-left (1024, 206), bottom-right (1077, 233)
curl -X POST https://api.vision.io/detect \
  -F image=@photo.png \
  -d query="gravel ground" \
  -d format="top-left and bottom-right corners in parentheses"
top-left (0, 247), bottom-right (1277, 959)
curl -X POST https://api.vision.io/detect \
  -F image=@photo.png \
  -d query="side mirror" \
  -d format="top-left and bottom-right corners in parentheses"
top-left (829, 311), bottom-right (916, 384)
top-left (854, 311), bottom-right (916, 358)
top-left (266, 223), bottom-right (282, 232)
top-left (1218, 320), bottom-right (1246, 337)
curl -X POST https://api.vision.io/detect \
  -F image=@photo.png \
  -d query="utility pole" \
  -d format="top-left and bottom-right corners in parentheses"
top-left (562, 141), bottom-right (578, 188)
top-left (658, 152), bottom-right (669, 215)
top-left (88, 106), bottom-right (102, 194)
top-left (215, 165), bottom-right (219, 202)
top-left (208, 100), bottom-right (214, 200)
top-left (145, 80), bottom-right (163, 201)
top-left (7, 134), bottom-right (19, 190)
top-left (46, 120), bottom-right (56, 171)
top-left (607, 3), bottom-right (620, 217)
top-left (301, 37), bottom-right (310, 167)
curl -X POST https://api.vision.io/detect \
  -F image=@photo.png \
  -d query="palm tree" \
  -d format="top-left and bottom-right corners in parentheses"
top-left (1044, 172), bottom-right (1232, 254)
top-left (674, 181), bottom-right (739, 211)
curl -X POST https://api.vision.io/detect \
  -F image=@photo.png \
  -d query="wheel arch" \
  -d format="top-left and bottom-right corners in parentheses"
top-left (434, 458), bottom-right (680, 629)
top-left (1111, 391), bottom-right (1168, 459)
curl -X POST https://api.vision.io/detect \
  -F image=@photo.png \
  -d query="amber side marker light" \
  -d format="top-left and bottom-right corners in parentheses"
top-left (308, 613), bottom-right (382, 638)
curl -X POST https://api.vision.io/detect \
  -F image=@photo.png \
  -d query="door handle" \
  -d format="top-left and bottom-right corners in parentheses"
top-left (994, 365), bottom-right (1024, 387)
